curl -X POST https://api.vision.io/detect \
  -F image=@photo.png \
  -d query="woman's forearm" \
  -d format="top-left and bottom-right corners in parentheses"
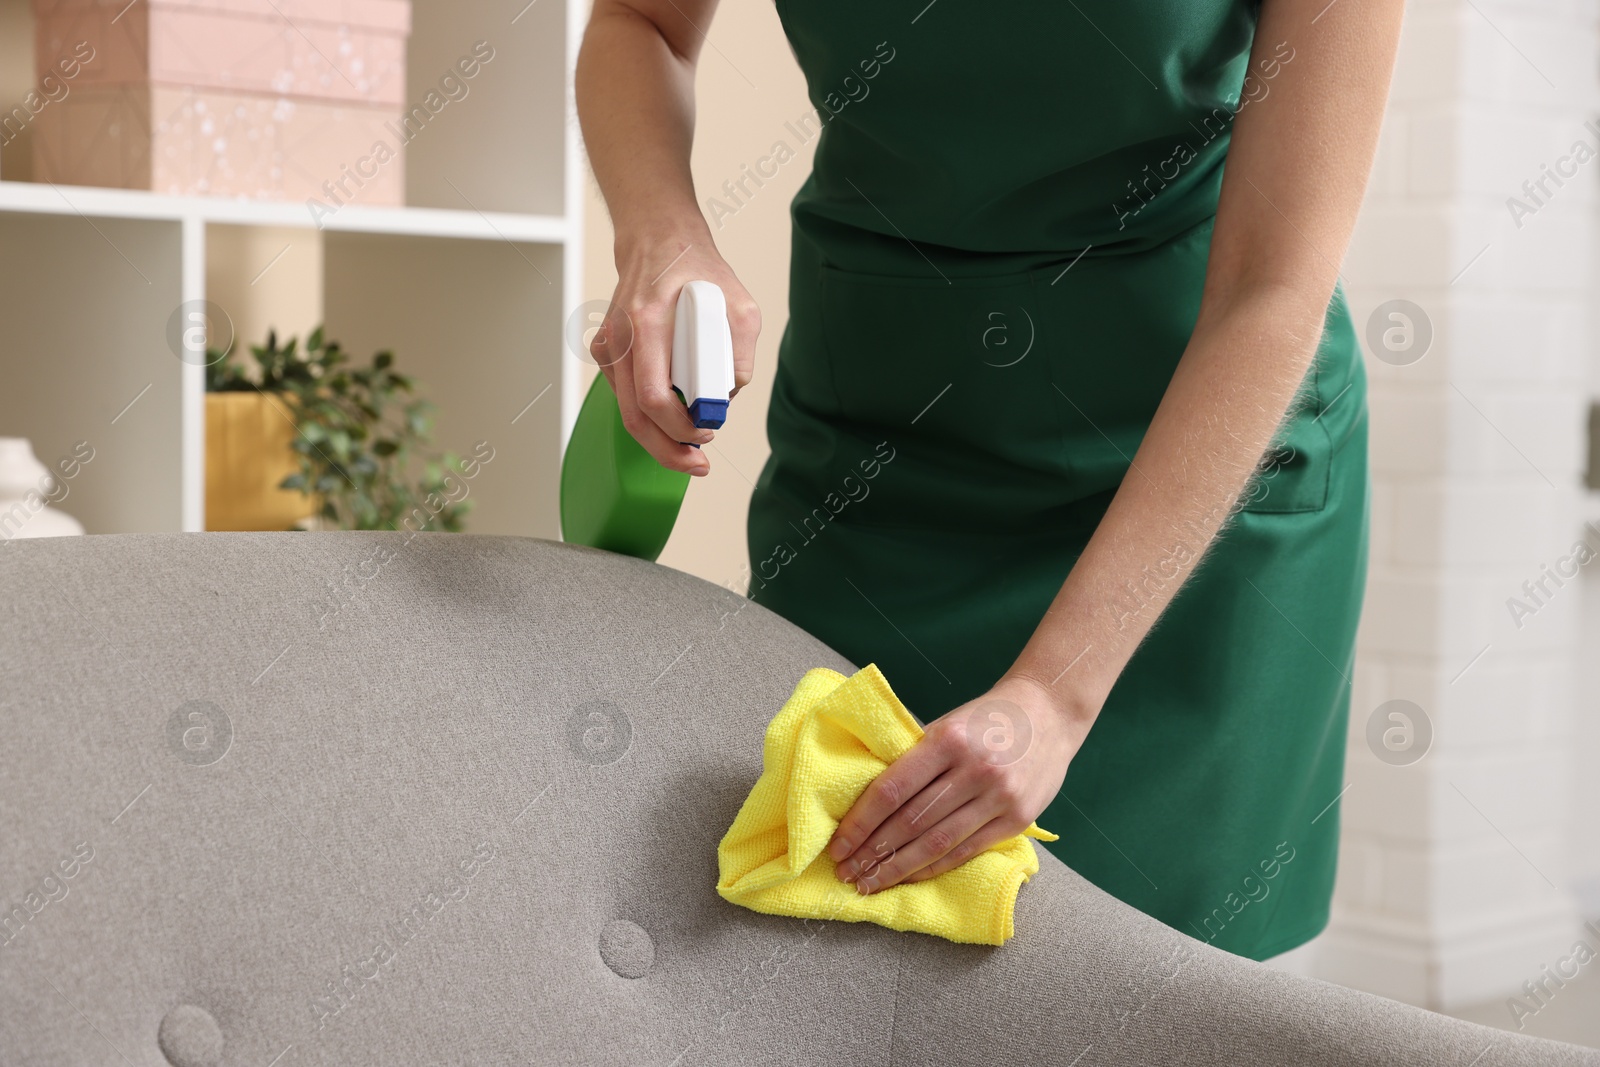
top-left (574, 0), bottom-right (760, 473)
top-left (575, 0), bottom-right (717, 248)
top-left (1004, 0), bottom-right (1404, 738)
top-left (1006, 283), bottom-right (1330, 728)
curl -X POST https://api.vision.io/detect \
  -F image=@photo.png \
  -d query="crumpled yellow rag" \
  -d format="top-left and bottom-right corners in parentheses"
top-left (716, 663), bottom-right (1057, 946)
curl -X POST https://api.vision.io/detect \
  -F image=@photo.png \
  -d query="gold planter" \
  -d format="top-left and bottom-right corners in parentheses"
top-left (205, 392), bottom-right (318, 531)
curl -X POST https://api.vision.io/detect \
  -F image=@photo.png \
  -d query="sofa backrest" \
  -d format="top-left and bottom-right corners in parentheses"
top-left (0, 533), bottom-right (1591, 1066)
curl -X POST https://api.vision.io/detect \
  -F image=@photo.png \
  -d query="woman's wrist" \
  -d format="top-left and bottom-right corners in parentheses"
top-left (992, 668), bottom-right (1102, 748)
top-left (613, 210), bottom-right (711, 265)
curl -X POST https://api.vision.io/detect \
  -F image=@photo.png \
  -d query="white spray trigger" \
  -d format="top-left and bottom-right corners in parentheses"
top-left (672, 280), bottom-right (736, 430)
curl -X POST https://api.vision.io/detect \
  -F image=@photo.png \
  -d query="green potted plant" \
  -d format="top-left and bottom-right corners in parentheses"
top-left (206, 327), bottom-right (471, 532)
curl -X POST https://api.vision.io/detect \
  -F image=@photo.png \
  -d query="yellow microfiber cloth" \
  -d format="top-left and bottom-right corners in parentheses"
top-left (716, 663), bottom-right (1058, 946)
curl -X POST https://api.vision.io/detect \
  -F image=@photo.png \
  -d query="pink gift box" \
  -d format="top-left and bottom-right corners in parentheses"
top-left (31, 0), bottom-right (411, 204)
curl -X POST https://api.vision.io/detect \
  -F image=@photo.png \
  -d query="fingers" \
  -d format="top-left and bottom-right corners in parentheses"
top-left (726, 291), bottom-right (760, 398)
top-left (835, 769), bottom-right (967, 885)
top-left (611, 347), bottom-right (709, 476)
top-left (827, 736), bottom-right (951, 864)
top-left (853, 802), bottom-right (1002, 894)
top-left (629, 302), bottom-right (713, 448)
top-left (899, 817), bottom-right (1020, 887)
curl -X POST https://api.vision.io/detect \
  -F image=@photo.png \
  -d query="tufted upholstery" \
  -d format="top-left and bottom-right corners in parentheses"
top-left (0, 532), bottom-right (1593, 1066)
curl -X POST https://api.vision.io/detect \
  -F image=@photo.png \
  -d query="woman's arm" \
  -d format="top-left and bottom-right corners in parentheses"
top-left (576, 0), bottom-right (760, 475)
top-left (829, 0), bottom-right (1405, 893)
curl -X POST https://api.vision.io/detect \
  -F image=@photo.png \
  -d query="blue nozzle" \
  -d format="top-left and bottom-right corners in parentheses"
top-left (688, 398), bottom-right (729, 429)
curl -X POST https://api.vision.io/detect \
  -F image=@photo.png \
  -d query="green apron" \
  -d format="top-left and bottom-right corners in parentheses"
top-left (747, 0), bottom-right (1368, 960)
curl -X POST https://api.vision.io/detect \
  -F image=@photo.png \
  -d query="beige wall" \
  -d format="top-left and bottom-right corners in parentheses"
top-left (206, 226), bottom-right (325, 360)
top-left (580, 0), bottom-right (812, 591)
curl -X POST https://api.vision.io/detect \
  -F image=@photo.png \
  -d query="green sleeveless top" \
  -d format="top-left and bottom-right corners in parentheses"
top-left (780, 0), bottom-right (1266, 272)
top-left (750, 0), bottom-right (1368, 962)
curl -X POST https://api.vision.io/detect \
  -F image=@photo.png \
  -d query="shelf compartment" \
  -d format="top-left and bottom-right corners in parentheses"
top-left (0, 209), bottom-right (186, 534)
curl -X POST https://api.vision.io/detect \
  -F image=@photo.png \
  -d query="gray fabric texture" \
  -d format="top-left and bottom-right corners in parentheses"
top-left (0, 532), bottom-right (1591, 1066)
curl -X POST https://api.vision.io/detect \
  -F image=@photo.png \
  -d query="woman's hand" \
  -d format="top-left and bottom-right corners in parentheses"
top-left (826, 674), bottom-right (1094, 893)
top-left (592, 231), bottom-right (759, 477)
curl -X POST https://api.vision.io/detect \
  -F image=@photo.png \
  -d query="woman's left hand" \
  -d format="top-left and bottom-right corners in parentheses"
top-left (826, 673), bottom-right (1093, 893)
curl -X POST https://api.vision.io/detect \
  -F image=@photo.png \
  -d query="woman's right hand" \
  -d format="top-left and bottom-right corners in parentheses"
top-left (592, 230), bottom-right (760, 477)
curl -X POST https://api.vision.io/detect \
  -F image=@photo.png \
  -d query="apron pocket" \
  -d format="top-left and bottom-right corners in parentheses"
top-left (1235, 379), bottom-right (1331, 515)
top-left (1235, 286), bottom-right (1364, 516)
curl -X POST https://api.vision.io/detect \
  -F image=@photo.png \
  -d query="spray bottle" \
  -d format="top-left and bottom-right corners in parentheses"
top-left (559, 280), bottom-right (736, 561)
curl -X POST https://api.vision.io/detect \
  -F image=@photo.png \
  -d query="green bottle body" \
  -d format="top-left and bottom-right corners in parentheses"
top-left (558, 375), bottom-right (690, 562)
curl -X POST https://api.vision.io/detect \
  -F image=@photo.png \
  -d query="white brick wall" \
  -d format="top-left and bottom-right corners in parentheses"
top-left (1577, 563), bottom-right (1600, 918)
top-left (1318, 0), bottom-right (1597, 1011)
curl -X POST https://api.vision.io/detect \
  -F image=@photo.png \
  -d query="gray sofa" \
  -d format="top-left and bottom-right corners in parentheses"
top-left (0, 532), bottom-right (1593, 1066)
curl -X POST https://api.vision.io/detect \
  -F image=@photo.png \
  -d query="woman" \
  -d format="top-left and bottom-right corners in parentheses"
top-left (577, 0), bottom-right (1402, 961)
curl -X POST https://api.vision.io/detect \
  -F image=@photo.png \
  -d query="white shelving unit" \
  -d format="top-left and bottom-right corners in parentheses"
top-left (0, 0), bottom-right (587, 539)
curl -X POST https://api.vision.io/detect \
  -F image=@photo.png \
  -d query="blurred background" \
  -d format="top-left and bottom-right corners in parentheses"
top-left (1, 0), bottom-right (1596, 1045)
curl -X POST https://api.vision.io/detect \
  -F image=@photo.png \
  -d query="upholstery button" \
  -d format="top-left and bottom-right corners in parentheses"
top-left (598, 919), bottom-right (655, 978)
top-left (157, 1004), bottom-right (223, 1067)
